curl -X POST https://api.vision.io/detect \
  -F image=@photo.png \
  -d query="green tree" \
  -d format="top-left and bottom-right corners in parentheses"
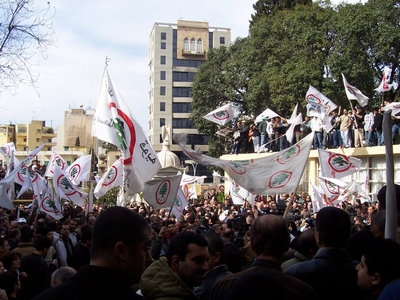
top-left (250, 0), bottom-right (313, 25)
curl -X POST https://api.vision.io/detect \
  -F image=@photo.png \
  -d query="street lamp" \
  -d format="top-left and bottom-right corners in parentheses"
top-left (185, 160), bottom-right (198, 177)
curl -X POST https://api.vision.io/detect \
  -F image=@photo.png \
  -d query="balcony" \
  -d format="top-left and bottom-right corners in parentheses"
top-left (182, 49), bottom-right (206, 56)
top-left (42, 128), bottom-right (56, 138)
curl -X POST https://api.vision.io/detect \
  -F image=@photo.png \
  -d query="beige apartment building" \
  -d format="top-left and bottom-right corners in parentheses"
top-left (147, 20), bottom-right (231, 178)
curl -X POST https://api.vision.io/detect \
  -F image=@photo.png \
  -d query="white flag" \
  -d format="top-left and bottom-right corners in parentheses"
top-left (255, 108), bottom-right (280, 123)
top-left (381, 102), bottom-right (400, 118)
top-left (203, 102), bottom-right (240, 125)
top-left (317, 176), bottom-right (347, 207)
top-left (228, 180), bottom-right (244, 205)
top-left (237, 186), bottom-right (256, 206)
top-left (342, 74), bottom-right (369, 107)
top-left (306, 86), bottom-right (338, 118)
top-left (0, 142), bottom-right (47, 185)
top-left (285, 113), bottom-right (303, 143)
top-left (66, 155), bottom-right (91, 185)
top-left (375, 66), bottom-right (394, 93)
top-left (0, 142), bottom-right (15, 158)
top-left (310, 182), bottom-right (327, 212)
top-left (171, 187), bottom-right (189, 219)
top-left (37, 178), bottom-right (63, 220)
top-left (45, 152), bottom-right (68, 178)
top-left (142, 174), bottom-right (182, 210)
top-left (94, 158), bottom-right (124, 198)
top-left (92, 67), bottom-right (161, 197)
top-left (338, 179), bottom-right (370, 203)
top-left (318, 148), bottom-right (362, 179)
top-left (53, 164), bottom-right (87, 207)
top-left (287, 103), bottom-right (298, 124)
top-left (174, 132), bottom-right (314, 195)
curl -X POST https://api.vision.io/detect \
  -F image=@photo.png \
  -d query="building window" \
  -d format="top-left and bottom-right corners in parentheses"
top-left (197, 39), bottom-right (203, 53)
top-left (173, 71), bottom-right (196, 82)
top-left (160, 86), bottom-right (166, 95)
top-left (160, 102), bottom-right (166, 111)
top-left (160, 71), bottom-right (166, 80)
top-left (172, 118), bottom-right (195, 129)
top-left (172, 87), bottom-right (192, 97)
top-left (160, 118), bottom-right (165, 127)
top-left (172, 102), bottom-right (192, 113)
top-left (190, 38), bottom-right (196, 52)
top-left (161, 42), bottom-right (166, 49)
top-left (161, 32), bottom-right (166, 40)
top-left (160, 56), bottom-right (166, 65)
top-left (184, 37), bottom-right (189, 51)
top-left (220, 37), bottom-right (225, 44)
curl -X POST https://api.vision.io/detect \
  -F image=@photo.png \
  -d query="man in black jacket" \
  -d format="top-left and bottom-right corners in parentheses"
top-left (33, 207), bottom-right (153, 300)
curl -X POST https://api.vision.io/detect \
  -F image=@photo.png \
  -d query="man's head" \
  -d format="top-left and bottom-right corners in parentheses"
top-left (51, 266), bottom-right (77, 287)
top-left (0, 237), bottom-right (10, 255)
top-left (60, 223), bottom-right (70, 237)
top-left (89, 206), bottom-right (152, 283)
top-left (376, 184), bottom-right (400, 213)
top-left (33, 235), bottom-right (52, 258)
top-left (202, 232), bottom-right (225, 270)
top-left (315, 207), bottom-right (351, 248)
top-left (166, 231), bottom-right (209, 288)
top-left (69, 219), bottom-right (78, 233)
top-left (250, 214), bottom-right (290, 260)
top-left (356, 238), bottom-right (400, 293)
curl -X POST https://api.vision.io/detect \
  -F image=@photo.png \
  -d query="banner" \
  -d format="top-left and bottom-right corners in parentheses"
top-left (174, 132), bottom-right (314, 195)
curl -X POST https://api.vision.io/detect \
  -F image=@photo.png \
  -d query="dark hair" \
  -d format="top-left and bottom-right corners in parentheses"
top-left (315, 207), bottom-right (350, 247)
top-left (33, 235), bottom-right (52, 251)
top-left (8, 228), bottom-right (20, 239)
top-left (363, 239), bottom-right (400, 286)
top-left (80, 230), bottom-right (92, 244)
top-left (377, 184), bottom-right (400, 213)
top-left (166, 231), bottom-right (208, 266)
top-left (19, 225), bottom-right (33, 243)
top-left (250, 214), bottom-right (290, 257)
top-left (1, 251), bottom-right (21, 270)
top-left (89, 206), bottom-right (150, 259)
top-left (0, 270), bottom-right (19, 294)
top-left (0, 237), bottom-right (7, 248)
top-left (295, 228), bottom-right (318, 256)
top-left (202, 232), bottom-right (224, 258)
top-left (223, 242), bottom-right (243, 273)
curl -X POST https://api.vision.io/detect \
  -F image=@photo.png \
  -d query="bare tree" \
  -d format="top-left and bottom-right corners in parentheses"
top-left (0, 0), bottom-right (56, 95)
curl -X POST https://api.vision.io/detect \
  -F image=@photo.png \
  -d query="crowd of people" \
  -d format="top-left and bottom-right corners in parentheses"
top-left (230, 100), bottom-right (400, 154)
top-left (0, 183), bottom-right (396, 299)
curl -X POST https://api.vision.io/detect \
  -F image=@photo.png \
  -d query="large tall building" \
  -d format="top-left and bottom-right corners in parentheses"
top-left (147, 20), bottom-right (231, 177)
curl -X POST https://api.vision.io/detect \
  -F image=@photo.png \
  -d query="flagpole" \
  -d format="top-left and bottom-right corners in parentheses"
top-left (166, 202), bottom-right (174, 222)
top-left (283, 190), bottom-right (297, 219)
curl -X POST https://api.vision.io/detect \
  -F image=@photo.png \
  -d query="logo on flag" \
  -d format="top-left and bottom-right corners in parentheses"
top-left (213, 110), bottom-right (230, 121)
top-left (269, 171), bottom-right (292, 188)
top-left (328, 154), bottom-right (352, 173)
top-left (156, 180), bottom-right (172, 205)
top-left (277, 146), bottom-right (300, 164)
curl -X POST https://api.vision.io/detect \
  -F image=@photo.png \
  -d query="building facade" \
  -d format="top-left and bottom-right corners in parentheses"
top-left (147, 20), bottom-right (231, 177)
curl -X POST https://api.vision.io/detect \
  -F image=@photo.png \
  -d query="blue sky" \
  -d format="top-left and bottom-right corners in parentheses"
top-left (0, 0), bottom-right (356, 131)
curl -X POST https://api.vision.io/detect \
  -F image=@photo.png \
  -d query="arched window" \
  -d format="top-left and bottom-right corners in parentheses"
top-left (184, 37), bottom-right (189, 51)
top-left (190, 38), bottom-right (196, 52)
top-left (197, 38), bottom-right (203, 53)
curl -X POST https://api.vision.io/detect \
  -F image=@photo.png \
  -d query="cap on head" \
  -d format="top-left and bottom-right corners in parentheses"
top-left (17, 218), bottom-right (27, 224)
